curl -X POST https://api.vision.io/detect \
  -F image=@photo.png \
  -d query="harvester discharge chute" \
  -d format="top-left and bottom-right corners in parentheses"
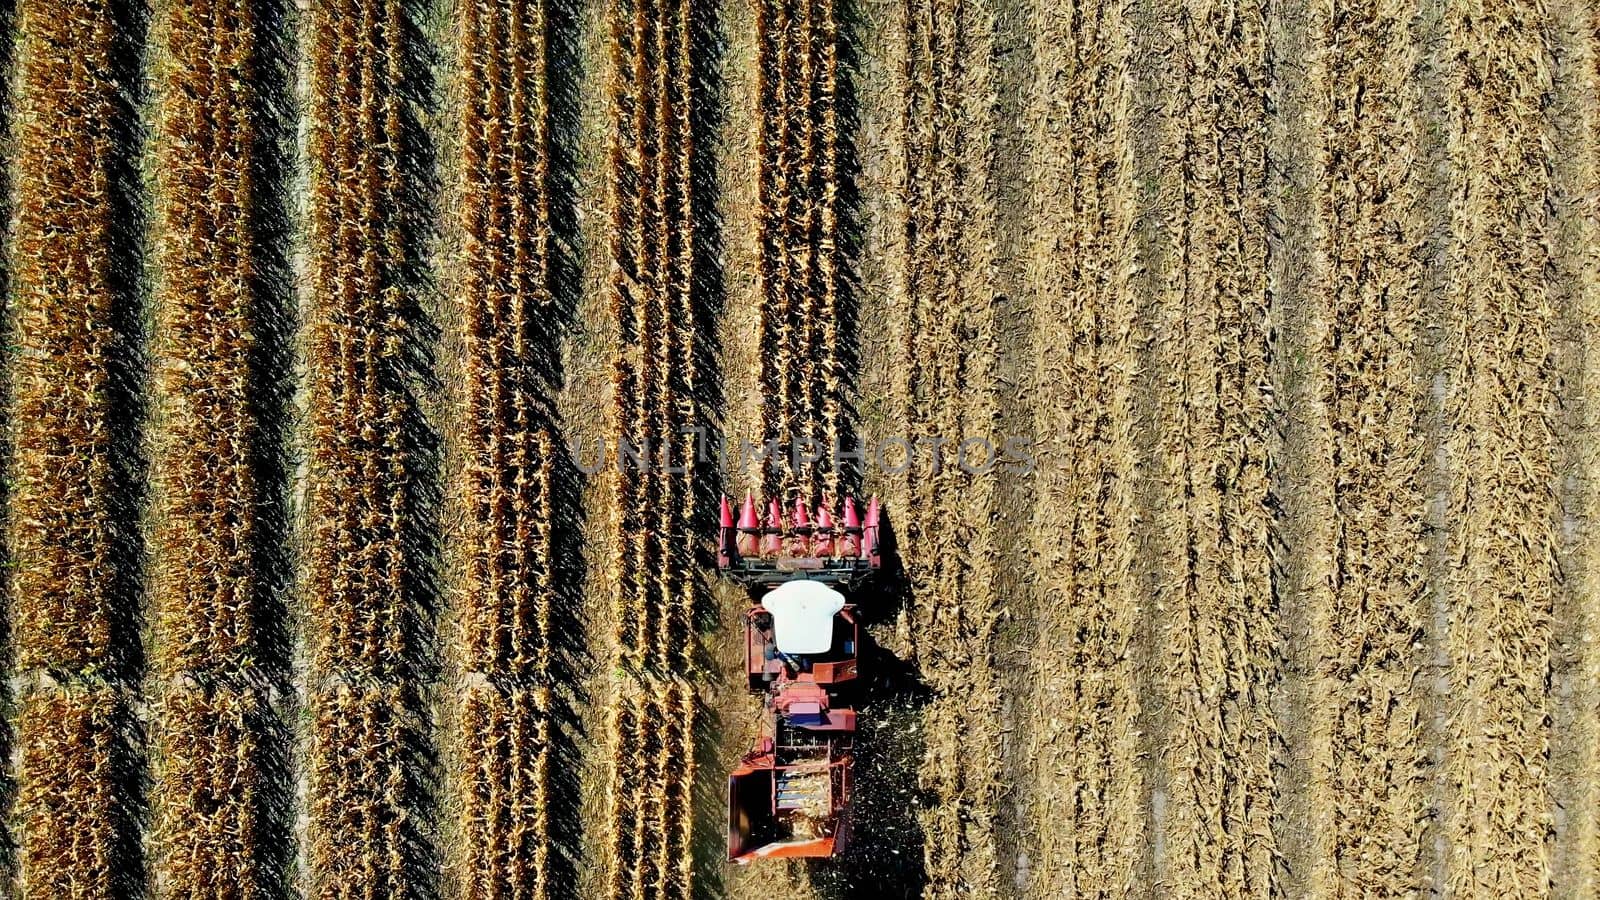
top-left (717, 493), bottom-right (882, 863)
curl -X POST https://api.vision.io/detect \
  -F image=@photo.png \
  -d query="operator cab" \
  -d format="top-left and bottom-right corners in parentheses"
top-left (765, 580), bottom-right (846, 655)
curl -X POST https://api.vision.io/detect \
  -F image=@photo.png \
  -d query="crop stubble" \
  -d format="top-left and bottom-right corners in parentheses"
top-left (1016, 0), bottom-right (1144, 894)
top-left (8, 0), bottom-right (147, 897)
top-left (1148, 2), bottom-right (1280, 895)
top-left (303, 0), bottom-right (436, 894)
top-left (1439, 2), bottom-right (1559, 895)
top-left (896, 0), bottom-right (1005, 890)
top-left (602, 0), bottom-right (701, 888)
top-left (1307, 1), bottom-right (1429, 895)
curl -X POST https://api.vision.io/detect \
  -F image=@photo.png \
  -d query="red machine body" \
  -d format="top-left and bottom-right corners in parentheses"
top-left (716, 494), bottom-right (882, 864)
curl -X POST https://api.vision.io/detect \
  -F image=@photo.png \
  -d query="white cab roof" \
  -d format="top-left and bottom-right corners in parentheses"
top-left (764, 580), bottom-right (846, 655)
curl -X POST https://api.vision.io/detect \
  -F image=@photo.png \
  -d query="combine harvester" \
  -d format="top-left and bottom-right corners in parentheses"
top-left (716, 493), bottom-right (882, 863)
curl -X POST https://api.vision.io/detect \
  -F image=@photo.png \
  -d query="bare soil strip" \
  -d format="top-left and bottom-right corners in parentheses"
top-left (1311, 1), bottom-right (1429, 895)
top-left (1017, 0), bottom-right (1144, 894)
top-left (151, 0), bottom-right (294, 893)
top-left (1149, 2), bottom-right (1281, 895)
top-left (1439, 3), bottom-right (1559, 895)
top-left (303, 0), bottom-right (437, 893)
top-left (449, 0), bottom-right (570, 893)
top-left (601, 0), bottom-right (702, 887)
top-left (8, 0), bottom-right (148, 896)
top-left (899, 0), bottom-right (1004, 889)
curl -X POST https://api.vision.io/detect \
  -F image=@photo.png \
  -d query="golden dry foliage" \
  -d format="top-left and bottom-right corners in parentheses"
top-left (1441, 2), bottom-right (1558, 894)
top-left (150, 0), bottom-right (292, 893)
top-left (304, 0), bottom-right (435, 894)
top-left (1152, 1), bottom-right (1280, 895)
top-left (157, 687), bottom-right (285, 900)
top-left (10, 0), bottom-right (145, 679)
top-left (1314, 1), bottom-right (1428, 894)
top-left (1020, 0), bottom-right (1143, 894)
top-left (450, 0), bottom-right (563, 893)
top-left (602, 0), bottom-right (701, 890)
top-left (455, 683), bottom-right (552, 899)
top-left (9, 1), bottom-right (147, 897)
top-left (16, 690), bottom-right (141, 900)
top-left (307, 684), bottom-right (431, 900)
top-left (898, 0), bottom-right (1004, 889)
top-left (754, 0), bottom-right (844, 499)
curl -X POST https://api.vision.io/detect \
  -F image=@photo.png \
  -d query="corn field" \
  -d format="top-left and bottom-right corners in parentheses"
top-left (0, 0), bottom-right (1597, 898)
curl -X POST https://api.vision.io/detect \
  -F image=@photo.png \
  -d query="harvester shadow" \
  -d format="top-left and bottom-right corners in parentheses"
top-left (808, 512), bottom-right (932, 899)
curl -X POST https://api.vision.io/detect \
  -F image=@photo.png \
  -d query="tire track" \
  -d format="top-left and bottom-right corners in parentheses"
top-left (1550, 3), bottom-right (1600, 895)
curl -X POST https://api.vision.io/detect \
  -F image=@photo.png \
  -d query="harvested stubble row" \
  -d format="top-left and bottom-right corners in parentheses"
top-left (754, 0), bottom-right (844, 499)
top-left (1440, 2), bottom-right (1558, 895)
top-left (1148, 3), bottom-right (1279, 896)
top-left (451, 0), bottom-right (563, 894)
top-left (151, 0), bottom-right (292, 893)
top-left (897, 0), bottom-right (1004, 890)
top-left (304, 0), bottom-right (435, 894)
top-left (1312, 1), bottom-right (1428, 895)
top-left (1018, 0), bottom-right (1143, 893)
top-left (603, 0), bottom-right (701, 887)
top-left (8, 0), bottom-right (147, 896)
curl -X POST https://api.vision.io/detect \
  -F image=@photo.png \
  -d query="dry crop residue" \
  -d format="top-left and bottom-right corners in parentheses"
top-left (1311, 1), bottom-right (1429, 895)
top-left (601, 0), bottom-right (702, 890)
top-left (149, 0), bottom-right (294, 894)
top-left (303, 0), bottom-right (437, 894)
top-left (1149, 2), bottom-right (1281, 895)
top-left (8, 0), bottom-right (147, 896)
top-left (896, 0), bottom-right (1005, 889)
top-left (1439, 2), bottom-right (1559, 894)
top-left (1017, 0), bottom-right (1144, 893)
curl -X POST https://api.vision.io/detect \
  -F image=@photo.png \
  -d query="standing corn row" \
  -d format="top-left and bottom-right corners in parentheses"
top-left (1020, 0), bottom-right (1144, 894)
top-left (304, 0), bottom-right (437, 894)
top-left (451, 0), bottom-right (565, 895)
top-left (604, 0), bottom-right (700, 889)
top-left (1312, 1), bottom-right (1428, 895)
top-left (899, 0), bottom-right (1003, 890)
top-left (1150, 1), bottom-right (1280, 896)
top-left (8, 0), bottom-right (147, 897)
top-left (754, 0), bottom-right (845, 500)
top-left (1440, 3), bottom-right (1558, 896)
top-left (150, 0), bottom-right (294, 895)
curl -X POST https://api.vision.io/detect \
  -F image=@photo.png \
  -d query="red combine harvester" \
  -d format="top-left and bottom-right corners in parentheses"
top-left (716, 492), bottom-right (883, 863)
